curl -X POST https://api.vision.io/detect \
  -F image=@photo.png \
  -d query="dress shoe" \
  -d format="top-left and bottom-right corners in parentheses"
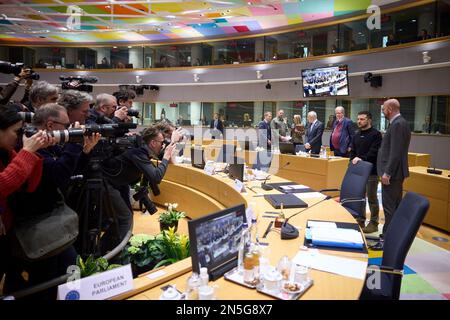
top-left (362, 221), bottom-right (378, 234)
top-left (369, 241), bottom-right (384, 251)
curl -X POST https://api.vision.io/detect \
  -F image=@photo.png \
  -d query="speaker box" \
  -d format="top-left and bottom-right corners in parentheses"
top-left (370, 76), bottom-right (382, 88)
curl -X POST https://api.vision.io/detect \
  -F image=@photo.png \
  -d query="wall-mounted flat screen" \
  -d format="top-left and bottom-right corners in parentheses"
top-left (301, 65), bottom-right (349, 97)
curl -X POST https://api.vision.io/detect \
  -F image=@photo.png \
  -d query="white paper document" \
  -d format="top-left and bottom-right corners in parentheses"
top-left (307, 221), bottom-right (337, 229)
top-left (293, 251), bottom-right (367, 280)
top-left (280, 184), bottom-right (309, 191)
top-left (293, 192), bottom-right (327, 200)
top-left (310, 228), bottom-right (364, 245)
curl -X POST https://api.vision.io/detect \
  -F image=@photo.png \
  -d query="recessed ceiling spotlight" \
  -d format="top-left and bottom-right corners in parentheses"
top-left (128, 46), bottom-right (132, 48)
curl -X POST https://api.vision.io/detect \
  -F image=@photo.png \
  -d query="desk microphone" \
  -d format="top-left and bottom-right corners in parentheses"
top-left (261, 162), bottom-right (290, 191)
top-left (280, 195), bottom-right (332, 240)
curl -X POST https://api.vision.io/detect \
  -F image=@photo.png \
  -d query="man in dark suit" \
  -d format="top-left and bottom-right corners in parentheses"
top-left (373, 99), bottom-right (411, 250)
top-left (330, 106), bottom-right (355, 157)
top-left (305, 111), bottom-right (324, 154)
top-left (258, 111), bottom-right (272, 149)
top-left (210, 112), bottom-right (224, 139)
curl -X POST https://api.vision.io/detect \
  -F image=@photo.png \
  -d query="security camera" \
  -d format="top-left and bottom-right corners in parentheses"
top-left (265, 80), bottom-right (271, 90)
top-left (364, 72), bottom-right (373, 82)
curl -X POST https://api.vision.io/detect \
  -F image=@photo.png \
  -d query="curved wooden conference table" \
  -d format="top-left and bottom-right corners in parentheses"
top-left (119, 162), bottom-right (368, 300)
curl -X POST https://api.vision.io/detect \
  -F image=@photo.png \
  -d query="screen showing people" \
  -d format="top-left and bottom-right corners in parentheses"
top-left (189, 205), bottom-right (246, 273)
top-left (302, 65), bottom-right (349, 97)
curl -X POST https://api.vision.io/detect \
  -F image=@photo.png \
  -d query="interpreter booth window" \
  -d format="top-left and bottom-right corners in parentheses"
top-left (143, 47), bottom-right (155, 68)
top-left (438, 0), bottom-right (450, 37)
top-left (391, 3), bottom-right (436, 44)
top-left (339, 20), bottom-right (369, 52)
top-left (305, 100), bottom-right (327, 124)
top-left (201, 102), bottom-right (214, 126)
top-left (154, 45), bottom-right (193, 68)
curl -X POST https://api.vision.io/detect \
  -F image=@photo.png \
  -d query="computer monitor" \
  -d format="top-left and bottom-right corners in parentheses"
top-left (279, 142), bottom-right (295, 155)
top-left (191, 146), bottom-right (205, 169)
top-left (188, 204), bottom-right (247, 280)
top-left (301, 64), bottom-right (349, 97)
top-left (228, 163), bottom-right (245, 181)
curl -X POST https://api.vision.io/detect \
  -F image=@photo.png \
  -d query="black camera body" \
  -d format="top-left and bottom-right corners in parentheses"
top-left (0, 61), bottom-right (39, 80)
top-left (127, 109), bottom-right (140, 118)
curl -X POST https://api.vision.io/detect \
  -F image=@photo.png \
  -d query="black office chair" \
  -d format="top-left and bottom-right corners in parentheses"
top-left (360, 192), bottom-right (429, 300)
top-left (321, 160), bottom-right (373, 221)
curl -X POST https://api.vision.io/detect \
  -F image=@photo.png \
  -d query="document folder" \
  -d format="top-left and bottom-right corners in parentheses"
top-left (264, 194), bottom-right (308, 209)
top-left (304, 220), bottom-right (368, 253)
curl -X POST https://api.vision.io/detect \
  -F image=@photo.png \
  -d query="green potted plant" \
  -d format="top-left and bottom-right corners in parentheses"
top-left (122, 234), bottom-right (165, 277)
top-left (159, 203), bottom-right (185, 232)
top-left (154, 227), bottom-right (190, 268)
top-left (76, 255), bottom-right (121, 278)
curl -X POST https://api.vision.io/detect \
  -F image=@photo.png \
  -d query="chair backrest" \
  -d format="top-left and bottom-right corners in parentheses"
top-left (381, 192), bottom-right (429, 299)
top-left (340, 160), bottom-right (373, 217)
top-left (383, 192), bottom-right (429, 270)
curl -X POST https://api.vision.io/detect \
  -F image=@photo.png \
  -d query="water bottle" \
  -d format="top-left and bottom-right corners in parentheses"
top-left (185, 272), bottom-right (201, 300)
top-left (238, 223), bottom-right (249, 272)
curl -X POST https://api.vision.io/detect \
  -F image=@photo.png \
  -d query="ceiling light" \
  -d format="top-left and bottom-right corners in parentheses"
top-left (128, 46), bottom-right (132, 48)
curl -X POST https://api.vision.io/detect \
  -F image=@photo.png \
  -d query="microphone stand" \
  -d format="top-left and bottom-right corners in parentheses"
top-left (260, 161), bottom-right (291, 191)
top-left (280, 195), bottom-right (332, 240)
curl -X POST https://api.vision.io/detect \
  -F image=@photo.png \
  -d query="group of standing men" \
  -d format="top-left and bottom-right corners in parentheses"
top-left (258, 99), bottom-right (411, 249)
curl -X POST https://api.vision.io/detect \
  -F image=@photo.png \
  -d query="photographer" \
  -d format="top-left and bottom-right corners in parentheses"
top-left (0, 105), bottom-right (52, 293)
top-left (7, 103), bottom-right (100, 297)
top-left (104, 126), bottom-right (175, 217)
top-left (58, 89), bottom-right (92, 125)
top-left (154, 121), bottom-right (188, 161)
top-left (113, 90), bottom-right (135, 123)
top-left (28, 81), bottom-right (59, 112)
top-left (0, 68), bottom-right (33, 106)
top-left (87, 93), bottom-right (128, 125)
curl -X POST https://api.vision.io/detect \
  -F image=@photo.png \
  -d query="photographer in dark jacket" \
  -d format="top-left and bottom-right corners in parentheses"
top-left (105, 126), bottom-right (175, 191)
top-left (86, 93), bottom-right (128, 125)
top-left (8, 103), bottom-right (100, 298)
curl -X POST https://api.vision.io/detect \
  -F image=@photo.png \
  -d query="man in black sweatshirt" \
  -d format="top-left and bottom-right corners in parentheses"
top-left (350, 111), bottom-right (382, 233)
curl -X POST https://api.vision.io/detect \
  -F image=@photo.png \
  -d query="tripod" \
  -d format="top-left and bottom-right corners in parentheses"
top-left (67, 157), bottom-right (125, 259)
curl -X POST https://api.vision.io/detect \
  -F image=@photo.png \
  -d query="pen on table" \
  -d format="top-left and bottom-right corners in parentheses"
top-left (262, 221), bottom-right (274, 238)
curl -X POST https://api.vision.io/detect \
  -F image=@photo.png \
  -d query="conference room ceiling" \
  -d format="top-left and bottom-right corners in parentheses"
top-left (0, 0), bottom-right (402, 45)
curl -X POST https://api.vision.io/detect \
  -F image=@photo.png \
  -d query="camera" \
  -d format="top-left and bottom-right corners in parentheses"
top-left (23, 122), bottom-right (138, 145)
top-left (127, 109), bottom-right (140, 118)
top-left (60, 75), bottom-right (98, 93)
top-left (23, 125), bottom-right (84, 144)
top-left (0, 61), bottom-right (40, 80)
top-left (132, 186), bottom-right (157, 215)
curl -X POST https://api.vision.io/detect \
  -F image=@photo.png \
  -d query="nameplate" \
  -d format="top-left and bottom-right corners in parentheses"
top-left (234, 179), bottom-right (246, 193)
top-left (57, 264), bottom-right (134, 300)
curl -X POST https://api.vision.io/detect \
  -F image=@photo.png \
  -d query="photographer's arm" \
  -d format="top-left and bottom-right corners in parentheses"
top-left (0, 69), bottom-right (30, 105)
top-left (131, 150), bottom-right (169, 184)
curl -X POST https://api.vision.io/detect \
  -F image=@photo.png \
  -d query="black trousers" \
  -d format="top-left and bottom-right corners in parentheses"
top-left (381, 179), bottom-right (404, 235)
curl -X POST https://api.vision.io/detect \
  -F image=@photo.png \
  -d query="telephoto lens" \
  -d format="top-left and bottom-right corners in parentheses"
top-left (23, 126), bottom-right (84, 144)
top-left (18, 112), bottom-right (34, 123)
